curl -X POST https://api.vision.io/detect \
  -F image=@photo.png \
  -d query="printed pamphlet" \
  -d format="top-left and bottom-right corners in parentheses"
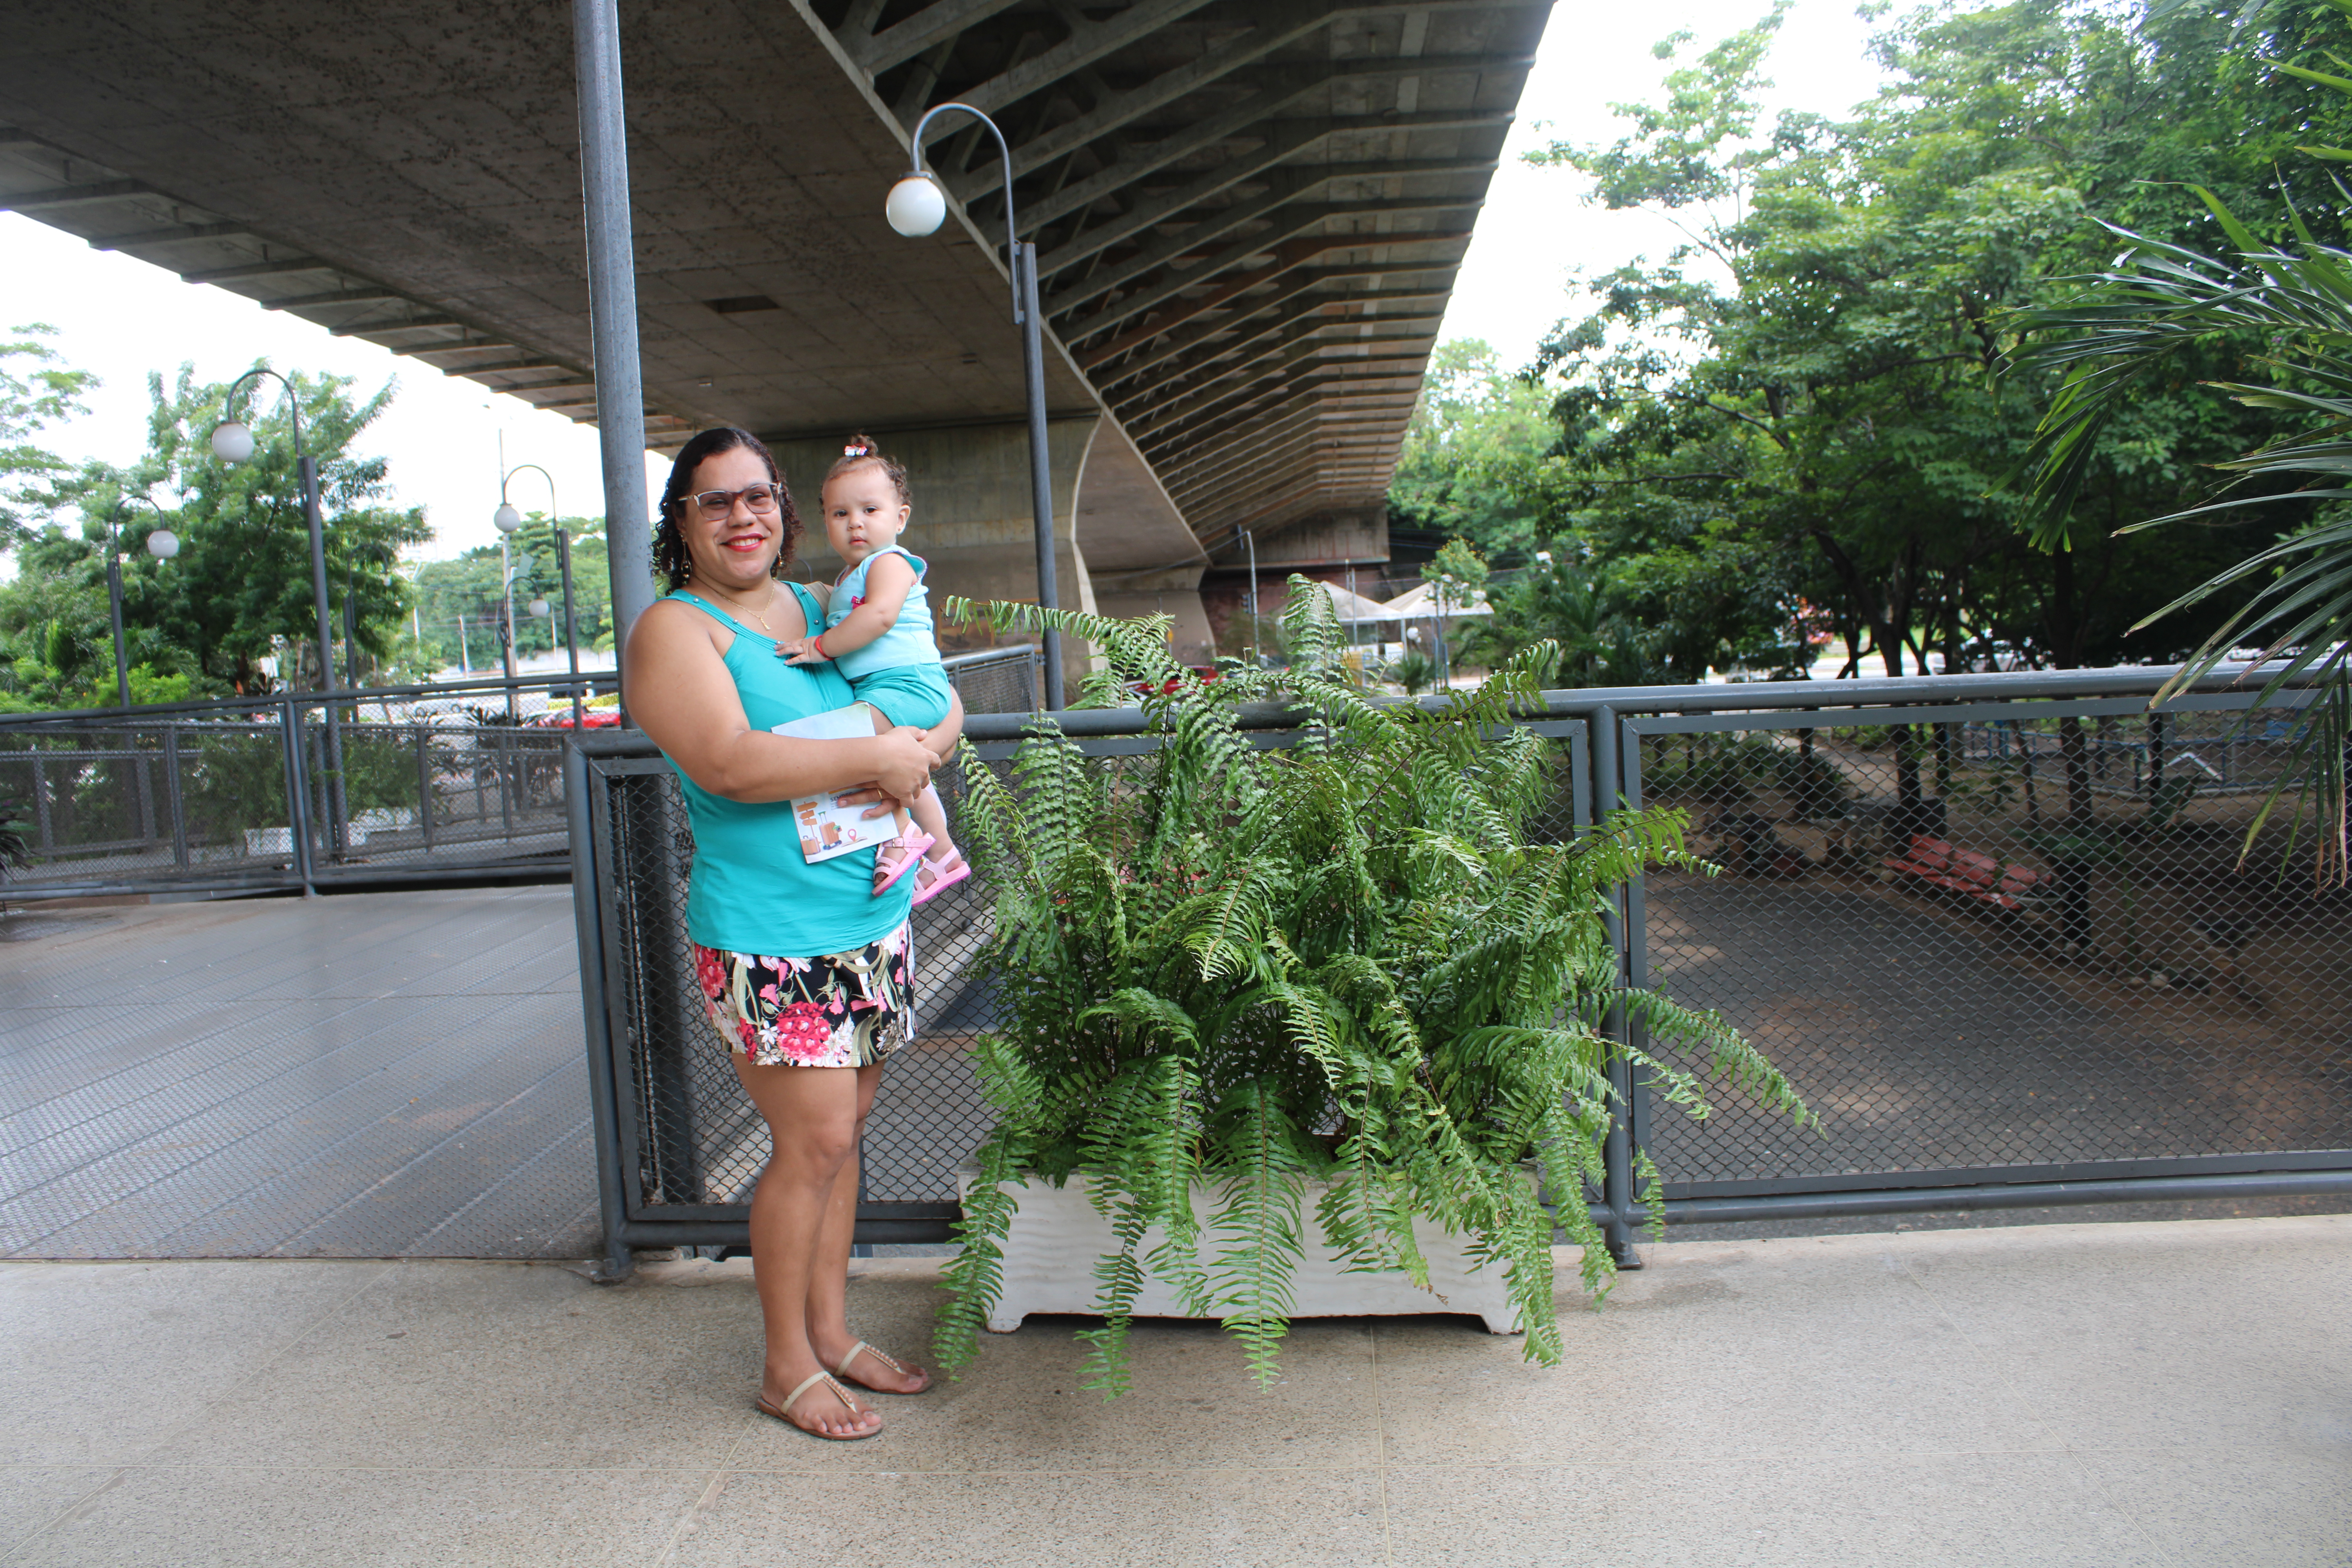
top-left (772, 702), bottom-right (893, 864)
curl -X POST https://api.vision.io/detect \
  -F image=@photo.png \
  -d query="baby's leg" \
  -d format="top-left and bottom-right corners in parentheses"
top-left (861, 704), bottom-right (913, 839)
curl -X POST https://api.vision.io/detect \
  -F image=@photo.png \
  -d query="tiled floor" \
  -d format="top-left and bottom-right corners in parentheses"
top-left (1, 1216), bottom-right (2345, 1566)
top-left (0, 890), bottom-right (602, 1259)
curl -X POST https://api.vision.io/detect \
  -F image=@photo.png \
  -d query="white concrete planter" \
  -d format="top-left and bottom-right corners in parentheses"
top-left (243, 827), bottom-right (294, 857)
top-left (958, 1163), bottom-right (1521, 1336)
top-left (244, 825), bottom-right (371, 857)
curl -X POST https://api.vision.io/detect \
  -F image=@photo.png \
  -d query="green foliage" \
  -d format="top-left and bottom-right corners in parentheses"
top-left (0, 362), bottom-right (431, 704)
top-left (1388, 650), bottom-right (1438, 696)
top-left (1402, 0), bottom-right (2352, 683)
top-left (411, 514), bottom-right (612, 673)
top-left (2004, 0), bottom-right (2352, 884)
top-left (0, 323), bottom-right (96, 552)
top-left (936, 577), bottom-right (1811, 1391)
top-left (1387, 341), bottom-right (1559, 557)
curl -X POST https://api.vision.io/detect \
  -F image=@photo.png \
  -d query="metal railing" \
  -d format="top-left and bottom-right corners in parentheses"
top-left (568, 662), bottom-right (2352, 1278)
top-left (0, 673), bottom-right (605, 899)
top-left (0, 645), bottom-right (1044, 902)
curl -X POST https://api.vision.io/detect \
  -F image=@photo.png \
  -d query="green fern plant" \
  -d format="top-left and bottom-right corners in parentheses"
top-left (935, 578), bottom-right (1811, 1393)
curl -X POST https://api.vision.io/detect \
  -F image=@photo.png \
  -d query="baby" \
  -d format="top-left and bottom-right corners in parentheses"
top-left (781, 436), bottom-right (969, 906)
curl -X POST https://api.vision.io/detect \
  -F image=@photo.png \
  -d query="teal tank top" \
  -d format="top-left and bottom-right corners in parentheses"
top-left (827, 546), bottom-right (941, 679)
top-left (659, 586), bottom-right (914, 956)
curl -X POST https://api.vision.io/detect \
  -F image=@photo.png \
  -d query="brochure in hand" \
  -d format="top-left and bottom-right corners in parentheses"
top-left (773, 702), bottom-right (894, 864)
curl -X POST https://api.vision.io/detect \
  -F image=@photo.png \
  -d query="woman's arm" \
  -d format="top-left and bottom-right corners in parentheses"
top-left (624, 599), bottom-right (936, 804)
top-left (784, 553), bottom-right (915, 665)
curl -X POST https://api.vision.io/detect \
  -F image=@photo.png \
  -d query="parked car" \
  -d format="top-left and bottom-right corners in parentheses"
top-left (524, 706), bottom-right (624, 729)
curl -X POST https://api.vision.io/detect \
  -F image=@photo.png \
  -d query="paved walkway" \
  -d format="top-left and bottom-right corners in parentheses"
top-left (0, 890), bottom-right (599, 1260)
top-left (2, 1216), bottom-right (2345, 1566)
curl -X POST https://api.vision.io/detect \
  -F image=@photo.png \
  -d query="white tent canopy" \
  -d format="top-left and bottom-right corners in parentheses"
top-left (1370, 580), bottom-right (1492, 620)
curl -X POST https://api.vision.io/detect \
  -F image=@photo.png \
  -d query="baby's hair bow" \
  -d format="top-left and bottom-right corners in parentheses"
top-left (844, 443), bottom-right (871, 456)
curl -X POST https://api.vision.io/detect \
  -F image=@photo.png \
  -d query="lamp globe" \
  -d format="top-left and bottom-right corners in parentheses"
top-left (493, 502), bottom-right (524, 534)
top-left (209, 421), bottom-right (255, 463)
top-left (528, 597), bottom-right (550, 619)
top-left (146, 530), bottom-right (181, 561)
top-left (885, 174), bottom-right (947, 237)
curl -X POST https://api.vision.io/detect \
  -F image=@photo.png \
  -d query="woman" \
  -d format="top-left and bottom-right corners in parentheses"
top-left (626, 426), bottom-right (960, 1440)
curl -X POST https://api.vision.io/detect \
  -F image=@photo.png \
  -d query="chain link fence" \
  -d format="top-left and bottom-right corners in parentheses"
top-left (570, 666), bottom-right (2352, 1277)
top-left (1, 648), bottom-right (1042, 901)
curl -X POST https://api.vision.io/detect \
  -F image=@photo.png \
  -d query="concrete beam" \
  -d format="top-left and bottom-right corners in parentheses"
top-left (926, 0), bottom-right (1225, 135)
top-left (88, 220), bottom-right (252, 250)
top-left (177, 256), bottom-right (335, 285)
top-left (1110, 323), bottom-right (1440, 417)
top-left (1159, 401), bottom-right (1416, 495)
top-left (1059, 200), bottom-right (1473, 344)
top-left (0, 178), bottom-right (147, 210)
top-left (1034, 116), bottom-right (1492, 277)
top-left (1089, 279), bottom-right (1459, 390)
top-left (857, 0), bottom-right (1028, 74)
top-left (1071, 229), bottom-right (1469, 366)
top-left (259, 287), bottom-right (400, 311)
top-left (1129, 355), bottom-right (1435, 448)
top-left (1045, 161), bottom-right (1490, 315)
top-left (1099, 306), bottom-right (1448, 401)
top-left (1082, 259), bottom-right (1464, 377)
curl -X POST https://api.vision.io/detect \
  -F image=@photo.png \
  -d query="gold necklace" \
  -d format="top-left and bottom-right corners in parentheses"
top-left (690, 574), bottom-right (778, 634)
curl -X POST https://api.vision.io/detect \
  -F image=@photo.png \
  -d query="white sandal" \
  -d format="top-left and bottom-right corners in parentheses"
top-left (755, 1370), bottom-right (881, 1440)
top-left (835, 1339), bottom-right (933, 1394)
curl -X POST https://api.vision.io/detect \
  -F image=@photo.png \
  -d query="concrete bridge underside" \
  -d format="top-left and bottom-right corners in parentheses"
top-left (0, 0), bottom-right (1548, 659)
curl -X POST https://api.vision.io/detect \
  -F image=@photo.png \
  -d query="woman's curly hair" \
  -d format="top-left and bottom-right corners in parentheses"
top-left (653, 426), bottom-right (802, 592)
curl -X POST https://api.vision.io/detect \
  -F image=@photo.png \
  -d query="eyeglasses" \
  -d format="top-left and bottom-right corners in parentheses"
top-left (687, 482), bottom-right (783, 522)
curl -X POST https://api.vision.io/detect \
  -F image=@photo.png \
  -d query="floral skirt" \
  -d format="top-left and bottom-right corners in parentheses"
top-left (691, 922), bottom-right (914, 1068)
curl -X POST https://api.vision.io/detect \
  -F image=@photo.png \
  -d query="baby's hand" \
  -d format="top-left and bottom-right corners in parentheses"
top-left (776, 638), bottom-right (829, 665)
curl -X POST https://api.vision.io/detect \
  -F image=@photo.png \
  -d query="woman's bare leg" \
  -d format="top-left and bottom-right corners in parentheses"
top-left (732, 1056), bottom-right (881, 1437)
top-left (803, 1061), bottom-right (929, 1392)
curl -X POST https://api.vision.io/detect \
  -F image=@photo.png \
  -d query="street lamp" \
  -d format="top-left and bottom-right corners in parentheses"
top-left (210, 368), bottom-right (348, 859)
top-left (494, 464), bottom-right (581, 726)
top-left (103, 494), bottom-right (179, 710)
top-left (1237, 527), bottom-right (1260, 670)
top-left (887, 102), bottom-right (1063, 708)
top-left (492, 495), bottom-right (524, 723)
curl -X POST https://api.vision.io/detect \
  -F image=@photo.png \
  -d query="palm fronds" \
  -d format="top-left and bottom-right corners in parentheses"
top-left (2011, 201), bottom-right (2352, 883)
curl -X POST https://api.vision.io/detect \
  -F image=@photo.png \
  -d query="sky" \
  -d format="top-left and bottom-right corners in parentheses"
top-left (1, 0), bottom-right (1897, 567)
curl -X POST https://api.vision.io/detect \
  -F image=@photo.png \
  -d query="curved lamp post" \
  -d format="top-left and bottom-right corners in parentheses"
top-left (103, 494), bottom-right (180, 710)
top-left (496, 464), bottom-right (581, 728)
top-left (887, 102), bottom-right (1062, 709)
top-left (209, 368), bottom-right (347, 860)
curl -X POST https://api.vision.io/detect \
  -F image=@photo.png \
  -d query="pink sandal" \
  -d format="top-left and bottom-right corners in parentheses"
top-left (910, 845), bottom-right (972, 907)
top-left (873, 829), bottom-right (935, 896)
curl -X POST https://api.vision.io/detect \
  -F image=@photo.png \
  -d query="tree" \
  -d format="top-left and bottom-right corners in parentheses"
top-left (1387, 340), bottom-right (1558, 560)
top-left (410, 513), bottom-right (613, 675)
top-left (0, 323), bottom-right (96, 552)
top-left (1508, 0), bottom-right (2350, 680)
top-left (2011, 0), bottom-right (2352, 882)
top-left (1, 362), bottom-right (428, 702)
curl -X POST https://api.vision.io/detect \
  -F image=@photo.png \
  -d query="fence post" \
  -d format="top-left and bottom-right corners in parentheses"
top-left (1590, 704), bottom-right (1643, 1268)
top-left (280, 698), bottom-right (318, 898)
top-left (415, 724), bottom-right (437, 852)
top-left (29, 752), bottom-right (53, 851)
top-left (162, 725), bottom-right (190, 873)
top-left (567, 742), bottom-right (637, 1283)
